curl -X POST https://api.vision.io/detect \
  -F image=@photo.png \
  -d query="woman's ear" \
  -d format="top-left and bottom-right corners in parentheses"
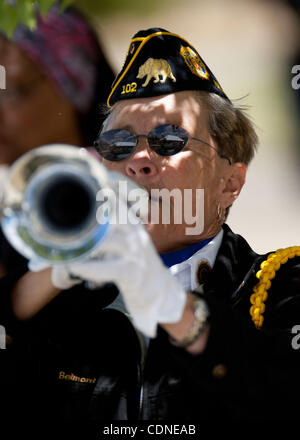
top-left (220, 162), bottom-right (247, 208)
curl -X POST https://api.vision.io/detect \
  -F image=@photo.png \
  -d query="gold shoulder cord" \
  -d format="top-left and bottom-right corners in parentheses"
top-left (250, 246), bottom-right (300, 329)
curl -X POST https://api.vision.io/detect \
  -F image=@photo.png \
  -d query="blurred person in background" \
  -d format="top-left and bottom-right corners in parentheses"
top-left (0, 4), bottom-right (115, 426)
top-left (0, 3), bottom-right (115, 276)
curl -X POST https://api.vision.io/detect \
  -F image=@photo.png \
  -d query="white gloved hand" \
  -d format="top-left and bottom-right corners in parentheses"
top-left (66, 218), bottom-right (187, 337)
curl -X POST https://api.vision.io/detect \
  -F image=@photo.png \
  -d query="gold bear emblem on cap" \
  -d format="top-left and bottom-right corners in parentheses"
top-left (136, 58), bottom-right (176, 87)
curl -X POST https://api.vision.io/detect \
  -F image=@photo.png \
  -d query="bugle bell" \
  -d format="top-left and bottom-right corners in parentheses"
top-left (0, 144), bottom-right (113, 263)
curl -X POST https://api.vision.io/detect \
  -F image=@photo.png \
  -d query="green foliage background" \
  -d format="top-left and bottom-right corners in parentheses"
top-left (0, 0), bottom-right (72, 36)
top-left (0, 0), bottom-right (166, 37)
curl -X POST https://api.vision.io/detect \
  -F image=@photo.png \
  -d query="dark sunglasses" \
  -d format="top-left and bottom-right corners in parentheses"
top-left (94, 124), bottom-right (231, 164)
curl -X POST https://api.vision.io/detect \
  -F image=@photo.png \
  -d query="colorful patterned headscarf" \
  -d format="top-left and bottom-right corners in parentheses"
top-left (13, 5), bottom-right (102, 112)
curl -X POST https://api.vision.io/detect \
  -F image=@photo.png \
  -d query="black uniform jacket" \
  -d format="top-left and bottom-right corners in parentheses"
top-left (0, 224), bottom-right (299, 424)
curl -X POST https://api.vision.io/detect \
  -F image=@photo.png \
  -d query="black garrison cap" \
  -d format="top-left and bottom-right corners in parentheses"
top-left (107, 27), bottom-right (229, 107)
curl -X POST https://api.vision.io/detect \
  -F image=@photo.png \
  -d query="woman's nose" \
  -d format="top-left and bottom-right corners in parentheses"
top-left (125, 137), bottom-right (159, 178)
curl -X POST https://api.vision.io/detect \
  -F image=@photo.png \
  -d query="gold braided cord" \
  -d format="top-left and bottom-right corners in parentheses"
top-left (250, 246), bottom-right (300, 329)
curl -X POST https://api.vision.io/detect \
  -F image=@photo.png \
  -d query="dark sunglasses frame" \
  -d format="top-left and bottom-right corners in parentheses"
top-left (94, 124), bottom-right (232, 165)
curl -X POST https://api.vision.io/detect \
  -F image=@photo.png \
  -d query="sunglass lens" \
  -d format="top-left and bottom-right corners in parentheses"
top-left (94, 129), bottom-right (136, 161)
top-left (148, 124), bottom-right (188, 156)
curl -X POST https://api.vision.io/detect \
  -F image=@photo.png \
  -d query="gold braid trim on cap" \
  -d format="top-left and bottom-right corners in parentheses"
top-left (250, 246), bottom-right (300, 329)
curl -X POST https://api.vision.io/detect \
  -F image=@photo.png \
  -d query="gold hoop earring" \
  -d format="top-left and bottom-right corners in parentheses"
top-left (217, 203), bottom-right (223, 221)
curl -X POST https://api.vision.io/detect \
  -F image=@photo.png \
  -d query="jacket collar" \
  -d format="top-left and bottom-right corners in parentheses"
top-left (204, 224), bottom-right (266, 304)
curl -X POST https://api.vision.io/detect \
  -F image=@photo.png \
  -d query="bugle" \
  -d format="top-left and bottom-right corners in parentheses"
top-left (0, 144), bottom-right (112, 263)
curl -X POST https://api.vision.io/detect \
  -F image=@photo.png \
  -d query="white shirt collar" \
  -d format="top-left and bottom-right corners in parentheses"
top-left (169, 229), bottom-right (224, 291)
